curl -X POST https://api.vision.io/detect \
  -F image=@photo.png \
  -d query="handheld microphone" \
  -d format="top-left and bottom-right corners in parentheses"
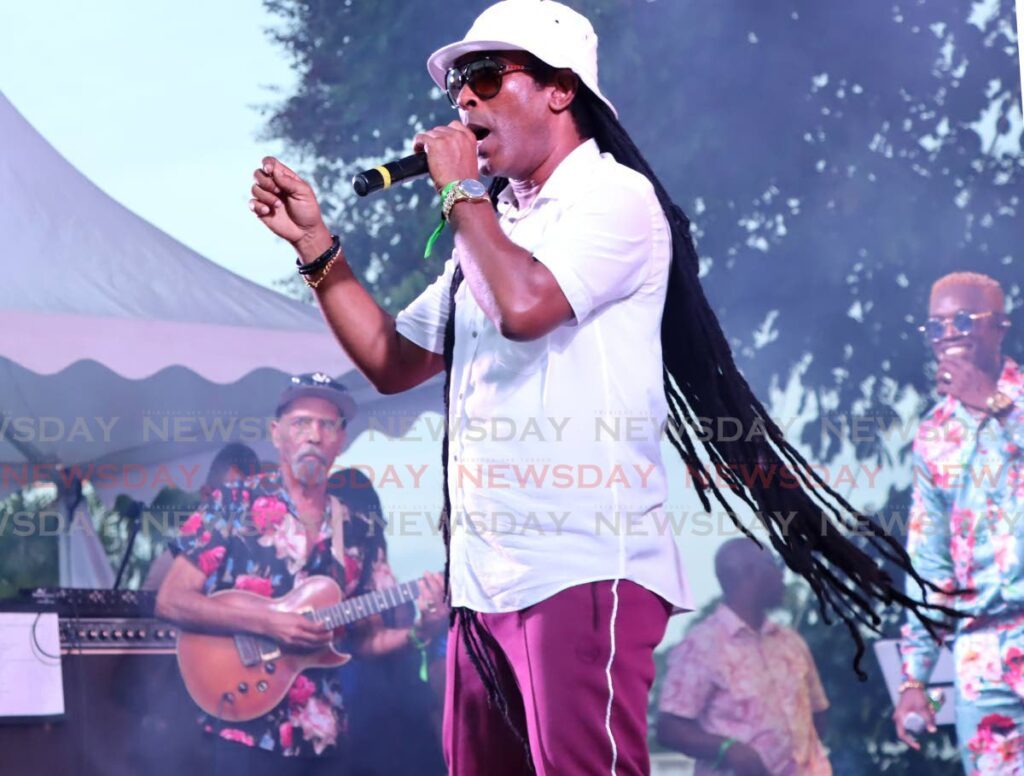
top-left (352, 152), bottom-right (429, 196)
top-left (903, 712), bottom-right (927, 735)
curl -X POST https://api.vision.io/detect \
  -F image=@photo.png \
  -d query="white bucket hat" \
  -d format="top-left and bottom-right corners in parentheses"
top-left (426, 0), bottom-right (617, 117)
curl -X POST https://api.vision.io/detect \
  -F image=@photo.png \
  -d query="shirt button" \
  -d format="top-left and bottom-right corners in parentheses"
top-left (471, 331), bottom-right (478, 338)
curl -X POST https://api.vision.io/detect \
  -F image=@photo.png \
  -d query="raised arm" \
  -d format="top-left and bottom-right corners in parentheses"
top-left (250, 157), bottom-right (443, 394)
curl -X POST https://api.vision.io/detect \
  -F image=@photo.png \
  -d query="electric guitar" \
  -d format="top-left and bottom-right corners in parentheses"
top-left (176, 575), bottom-right (422, 722)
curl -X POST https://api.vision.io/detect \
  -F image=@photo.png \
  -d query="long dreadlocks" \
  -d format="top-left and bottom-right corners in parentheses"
top-left (440, 227), bottom-right (533, 759)
top-left (437, 87), bottom-right (953, 748)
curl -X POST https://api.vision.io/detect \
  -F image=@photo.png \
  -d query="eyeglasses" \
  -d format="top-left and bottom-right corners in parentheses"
top-left (287, 416), bottom-right (347, 438)
top-left (918, 310), bottom-right (998, 341)
top-left (445, 58), bottom-right (533, 108)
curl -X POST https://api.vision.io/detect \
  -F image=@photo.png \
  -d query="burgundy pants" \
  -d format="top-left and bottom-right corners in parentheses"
top-left (442, 580), bottom-right (671, 776)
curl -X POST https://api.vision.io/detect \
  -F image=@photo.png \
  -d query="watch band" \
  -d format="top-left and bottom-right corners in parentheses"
top-left (442, 179), bottom-right (489, 221)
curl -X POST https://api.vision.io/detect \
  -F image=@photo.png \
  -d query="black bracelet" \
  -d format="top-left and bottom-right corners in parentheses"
top-left (296, 234), bottom-right (341, 276)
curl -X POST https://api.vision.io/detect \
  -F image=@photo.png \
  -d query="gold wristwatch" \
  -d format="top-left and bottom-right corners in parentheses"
top-left (442, 179), bottom-right (489, 221)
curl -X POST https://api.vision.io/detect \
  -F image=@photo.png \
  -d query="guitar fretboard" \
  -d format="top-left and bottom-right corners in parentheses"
top-left (308, 580), bottom-right (422, 630)
top-left (232, 578), bottom-right (425, 668)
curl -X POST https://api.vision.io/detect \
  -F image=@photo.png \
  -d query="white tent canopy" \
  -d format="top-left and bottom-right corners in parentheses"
top-left (0, 90), bottom-right (352, 382)
top-left (0, 91), bottom-right (440, 507)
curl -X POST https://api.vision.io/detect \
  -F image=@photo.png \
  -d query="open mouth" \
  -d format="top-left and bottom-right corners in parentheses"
top-left (468, 124), bottom-right (491, 142)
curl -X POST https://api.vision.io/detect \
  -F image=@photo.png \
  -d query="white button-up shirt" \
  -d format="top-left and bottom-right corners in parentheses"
top-left (396, 139), bottom-right (691, 613)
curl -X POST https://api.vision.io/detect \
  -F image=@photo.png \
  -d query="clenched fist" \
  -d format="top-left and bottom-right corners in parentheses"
top-left (412, 121), bottom-right (481, 192)
top-left (250, 156), bottom-right (333, 262)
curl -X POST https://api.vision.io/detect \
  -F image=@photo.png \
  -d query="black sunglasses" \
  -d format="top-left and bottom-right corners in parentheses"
top-left (445, 58), bottom-right (533, 108)
top-left (918, 310), bottom-right (998, 341)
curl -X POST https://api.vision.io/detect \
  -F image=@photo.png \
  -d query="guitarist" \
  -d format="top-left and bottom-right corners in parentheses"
top-left (156, 373), bottom-right (448, 776)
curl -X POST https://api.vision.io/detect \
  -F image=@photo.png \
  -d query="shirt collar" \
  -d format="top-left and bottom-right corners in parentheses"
top-left (497, 138), bottom-right (602, 214)
top-left (716, 602), bottom-right (780, 637)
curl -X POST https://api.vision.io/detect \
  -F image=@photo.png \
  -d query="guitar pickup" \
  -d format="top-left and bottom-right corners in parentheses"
top-left (257, 640), bottom-right (282, 662)
top-left (234, 634), bottom-right (281, 667)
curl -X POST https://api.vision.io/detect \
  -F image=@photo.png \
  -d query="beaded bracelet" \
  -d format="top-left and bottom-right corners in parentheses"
top-left (296, 234), bottom-right (341, 276)
top-left (898, 679), bottom-right (927, 693)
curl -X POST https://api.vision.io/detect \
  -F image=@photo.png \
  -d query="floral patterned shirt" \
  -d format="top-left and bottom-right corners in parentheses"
top-left (176, 470), bottom-right (387, 758)
top-left (658, 603), bottom-right (831, 776)
top-left (900, 358), bottom-right (1024, 684)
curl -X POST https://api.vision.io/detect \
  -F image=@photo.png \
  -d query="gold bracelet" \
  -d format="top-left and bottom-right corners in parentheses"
top-left (303, 250), bottom-right (341, 290)
top-left (899, 679), bottom-right (926, 693)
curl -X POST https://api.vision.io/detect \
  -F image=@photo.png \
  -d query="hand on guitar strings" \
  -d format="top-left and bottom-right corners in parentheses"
top-left (264, 611), bottom-right (334, 650)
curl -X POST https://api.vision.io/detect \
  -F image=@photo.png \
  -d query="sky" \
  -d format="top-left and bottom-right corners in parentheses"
top-left (0, 0), bottom-right (297, 289)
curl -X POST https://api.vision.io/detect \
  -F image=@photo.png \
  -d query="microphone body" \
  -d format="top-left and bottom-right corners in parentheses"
top-left (903, 712), bottom-right (927, 735)
top-left (352, 152), bottom-right (429, 196)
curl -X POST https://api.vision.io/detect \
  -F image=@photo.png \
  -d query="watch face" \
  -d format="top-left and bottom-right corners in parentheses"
top-left (460, 179), bottom-right (488, 198)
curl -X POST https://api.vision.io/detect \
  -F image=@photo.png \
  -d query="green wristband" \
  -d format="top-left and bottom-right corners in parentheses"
top-left (712, 737), bottom-right (737, 770)
top-left (423, 181), bottom-right (460, 259)
top-left (408, 627), bottom-right (431, 683)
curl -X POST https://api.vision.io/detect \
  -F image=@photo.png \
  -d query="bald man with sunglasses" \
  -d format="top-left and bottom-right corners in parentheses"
top-left (894, 272), bottom-right (1024, 773)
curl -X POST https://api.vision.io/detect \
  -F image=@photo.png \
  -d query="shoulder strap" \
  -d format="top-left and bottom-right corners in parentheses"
top-left (328, 494), bottom-right (348, 561)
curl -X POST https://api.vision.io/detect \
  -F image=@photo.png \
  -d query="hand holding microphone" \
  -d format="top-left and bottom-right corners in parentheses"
top-left (893, 685), bottom-right (942, 750)
top-left (353, 121), bottom-right (480, 196)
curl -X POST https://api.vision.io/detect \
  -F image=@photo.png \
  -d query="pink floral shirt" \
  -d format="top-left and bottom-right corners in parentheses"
top-left (900, 359), bottom-right (1024, 684)
top-left (176, 470), bottom-right (386, 759)
top-left (659, 603), bottom-right (831, 776)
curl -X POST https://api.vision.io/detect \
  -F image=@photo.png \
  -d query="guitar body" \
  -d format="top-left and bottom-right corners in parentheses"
top-left (176, 576), bottom-right (351, 722)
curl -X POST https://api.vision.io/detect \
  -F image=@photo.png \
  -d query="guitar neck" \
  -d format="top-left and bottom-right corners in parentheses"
top-left (312, 579), bottom-right (422, 629)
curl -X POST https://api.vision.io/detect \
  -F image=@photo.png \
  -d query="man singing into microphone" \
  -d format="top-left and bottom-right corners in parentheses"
top-left (250, 2), bottom-right (942, 773)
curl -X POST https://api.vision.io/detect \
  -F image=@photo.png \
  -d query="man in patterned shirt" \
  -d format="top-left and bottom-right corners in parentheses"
top-left (657, 539), bottom-right (831, 775)
top-left (156, 373), bottom-right (447, 776)
top-left (894, 272), bottom-right (1024, 774)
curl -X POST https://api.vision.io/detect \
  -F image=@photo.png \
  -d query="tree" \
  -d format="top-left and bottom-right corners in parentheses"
top-left (94, 487), bottom-right (198, 589)
top-left (262, 1), bottom-right (1021, 771)
top-left (0, 480), bottom-right (192, 598)
top-left (262, 2), bottom-right (1022, 424)
top-left (0, 486), bottom-right (59, 598)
